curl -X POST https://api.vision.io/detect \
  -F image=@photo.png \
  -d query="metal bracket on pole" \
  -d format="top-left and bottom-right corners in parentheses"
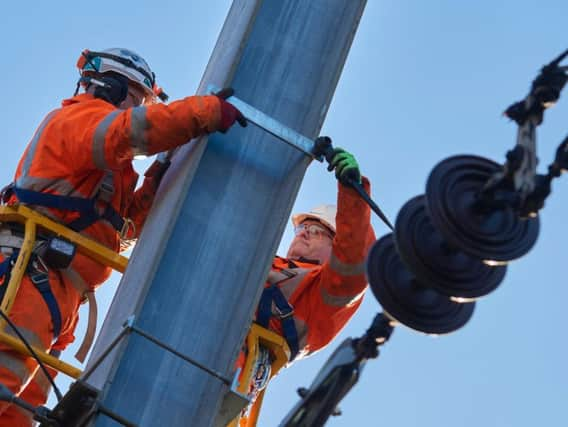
top-left (213, 368), bottom-right (251, 427)
top-left (87, 315), bottom-right (234, 386)
top-left (208, 84), bottom-right (323, 161)
top-left (57, 316), bottom-right (247, 427)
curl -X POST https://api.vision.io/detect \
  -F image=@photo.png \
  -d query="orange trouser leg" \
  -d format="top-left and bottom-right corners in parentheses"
top-left (0, 404), bottom-right (33, 427)
top-left (0, 361), bottom-right (37, 427)
top-left (0, 365), bottom-right (58, 427)
top-left (0, 249), bottom-right (81, 426)
top-left (0, 274), bottom-right (57, 426)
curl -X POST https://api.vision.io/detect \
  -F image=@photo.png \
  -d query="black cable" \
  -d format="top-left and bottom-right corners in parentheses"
top-left (0, 309), bottom-right (63, 401)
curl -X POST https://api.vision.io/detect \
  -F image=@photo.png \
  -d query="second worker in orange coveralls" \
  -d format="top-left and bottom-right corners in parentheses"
top-left (238, 147), bottom-right (376, 425)
top-left (0, 47), bottom-right (246, 426)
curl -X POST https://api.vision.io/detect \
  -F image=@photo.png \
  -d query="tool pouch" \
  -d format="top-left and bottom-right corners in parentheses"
top-left (36, 236), bottom-right (76, 270)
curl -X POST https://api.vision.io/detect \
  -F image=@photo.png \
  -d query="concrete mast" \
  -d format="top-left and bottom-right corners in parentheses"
top-left (85, 1), bottom-right (367, 425)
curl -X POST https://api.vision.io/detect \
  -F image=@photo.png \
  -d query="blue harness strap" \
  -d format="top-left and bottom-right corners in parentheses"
top-left (0, 249), bottom-right (62, 342)
top-left (13, 186), bottom-right (124, 233)
top-left (28, 271), bottom-right (62, 342)
top-left (257, 285), bottom-right (299, 361)
top-left (0, 251), bottom-right (20, 303)
top-left (0, 252), bottom-right (18, 277)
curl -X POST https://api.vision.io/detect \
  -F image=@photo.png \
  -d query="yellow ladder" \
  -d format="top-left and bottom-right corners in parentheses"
top-left (0, 204), bottom-right (289, 426)
top-left (0, 204), bottom-right (128, 379)
top-left (228, 323), bottom-right (290, 427)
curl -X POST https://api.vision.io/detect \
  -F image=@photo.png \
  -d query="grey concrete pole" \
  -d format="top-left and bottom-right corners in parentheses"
top-left (85, 1), bottom-right (367, 425)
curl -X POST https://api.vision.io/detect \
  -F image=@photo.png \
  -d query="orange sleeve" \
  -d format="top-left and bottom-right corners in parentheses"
top-left (292, 179), bottom-right (376, 355)
top-left (300, 269), bottom-right (366, 355)
top-left (320, 177), bottom-right (376, 298)
top-left (143, 95), bottom-right (222, 152)
top-left (94, 95), bottom-right (222, 170)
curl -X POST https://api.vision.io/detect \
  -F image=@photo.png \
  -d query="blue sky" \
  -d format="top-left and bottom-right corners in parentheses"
top-left (2, 1), bottom-right (568, 426)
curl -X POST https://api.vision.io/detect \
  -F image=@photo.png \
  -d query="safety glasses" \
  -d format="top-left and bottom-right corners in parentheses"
top-left (294, 223), bottom-right (334, 240)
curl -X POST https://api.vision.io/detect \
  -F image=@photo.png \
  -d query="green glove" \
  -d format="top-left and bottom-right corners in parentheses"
top-left (327, 147), bottom-right (361, 185)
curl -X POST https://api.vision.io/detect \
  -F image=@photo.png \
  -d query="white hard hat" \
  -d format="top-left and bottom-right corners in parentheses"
top-left (292, 204), bottom-right (337, 234)
top-left (77, 48), bottom-right (168, 102)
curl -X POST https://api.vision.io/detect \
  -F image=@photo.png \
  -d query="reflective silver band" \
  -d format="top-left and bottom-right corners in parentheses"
top-left (15, 176), bottom-right (81, 196)
top-left (320, 287), bottom-right (365, 307)
top-left (93, 110), bottom-right (121, 169)
top-left (20, 110), bottom-right (60, 179)
top-left (329, 253), bottom-right (366, 276)
top-left (130, 106), bottom-right (149, 156)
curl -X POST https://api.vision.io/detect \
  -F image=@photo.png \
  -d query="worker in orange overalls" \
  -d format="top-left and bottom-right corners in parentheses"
top-left (0, 47), bottom-right (246, 426)
top-left (238, 148), bottom-right (376, 424)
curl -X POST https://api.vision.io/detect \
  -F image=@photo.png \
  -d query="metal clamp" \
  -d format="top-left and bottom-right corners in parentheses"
top-left (82, 315), bottom-right (232, 386)
top-left (119, 218), bottom-right (135, 240)
top-left (207, 84), bottom-right (323, 161)
top-left (275, 305), bottom-right (295, 320)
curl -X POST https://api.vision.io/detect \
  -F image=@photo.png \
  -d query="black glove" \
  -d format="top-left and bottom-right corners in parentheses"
top-left (327, 147), bottom-right (361, 186)
top-left (215, 87), bottom-right (247, 132)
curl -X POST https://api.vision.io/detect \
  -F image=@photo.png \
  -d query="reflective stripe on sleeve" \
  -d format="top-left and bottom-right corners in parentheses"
top-left (328, 253), bottom-right (366, 276)
top-left (130, 106), bottom-right (149, 156)
top-left (93, 111), bottom-right (121, 169)
top-left (320, 287), bottom-right (365, 307)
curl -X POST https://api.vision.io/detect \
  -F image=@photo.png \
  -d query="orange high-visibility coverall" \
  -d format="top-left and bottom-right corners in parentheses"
top-left (238, 178), bottom-right (375, 426)
top-left (264, 178), bottom-right (375, 359)
top-left (265, 178), bottom-right (375, 361)
top-left (0, 93), bottom-right (224, 426)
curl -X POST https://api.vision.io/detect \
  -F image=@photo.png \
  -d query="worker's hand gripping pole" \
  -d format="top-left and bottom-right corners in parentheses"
top-left (313, 136), bottom-right (394, 231)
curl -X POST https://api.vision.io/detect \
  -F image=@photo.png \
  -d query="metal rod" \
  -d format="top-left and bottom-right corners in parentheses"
top-left (129, 325), bottom-right (232, 385)
top-left (208, 84), bottom-right (321, 160)
top-left (98, 405), bottom-right (139, 427)
top-left (81, 326), bottom-right (130, 382)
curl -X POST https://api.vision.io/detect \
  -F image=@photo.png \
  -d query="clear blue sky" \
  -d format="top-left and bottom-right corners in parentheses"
top-left (2, 1), bottom-right (567, 426)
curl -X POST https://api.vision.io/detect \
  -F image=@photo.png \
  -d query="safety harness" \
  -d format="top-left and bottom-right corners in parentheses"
top-left (0, 227), bottom-right (99, 362)
top-left (5, 171), bottom-right (128, 236)
top-left (257, 259), bottom-right (318, 362)
top-left (0, 247), bottom-right (62, 344)
top-left (28, 260), bottom-right (63, 342)
top-left (0, 169), bottom-right (129, 361)
top-left (257, 282), bottom-right (299, 362)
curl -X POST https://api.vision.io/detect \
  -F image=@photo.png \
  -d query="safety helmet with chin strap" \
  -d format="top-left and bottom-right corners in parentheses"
top-left (76, 48), bottom-right (168, 103)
